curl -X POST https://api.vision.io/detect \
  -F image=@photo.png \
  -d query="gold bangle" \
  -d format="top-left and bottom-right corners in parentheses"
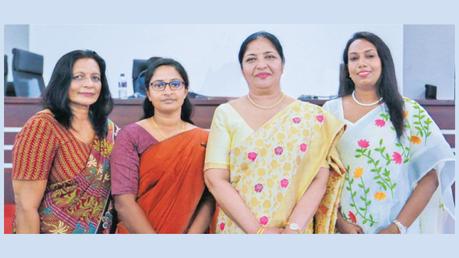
top-left (256, 226), bottom-right (265, 234)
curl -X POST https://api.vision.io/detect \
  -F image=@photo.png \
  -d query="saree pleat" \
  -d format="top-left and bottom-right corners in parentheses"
top-left (117, 129), bottom-right (208, 233)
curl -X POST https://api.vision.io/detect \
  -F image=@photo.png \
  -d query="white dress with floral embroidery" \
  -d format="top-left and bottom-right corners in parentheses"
top-left (323, 97), bottom-right (455, 233)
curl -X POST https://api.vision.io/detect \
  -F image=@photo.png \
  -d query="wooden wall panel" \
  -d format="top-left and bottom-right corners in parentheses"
top-left (4, 169), bottom-right (13, 204)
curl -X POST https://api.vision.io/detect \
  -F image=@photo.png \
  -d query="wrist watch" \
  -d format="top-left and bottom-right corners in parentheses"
top-left (288, 222), bottom-right (301, 233)
top-left (393, 219), bottom-right (407, 234)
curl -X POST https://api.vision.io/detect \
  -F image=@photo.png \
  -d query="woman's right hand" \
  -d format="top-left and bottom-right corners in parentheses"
top-left (205, 168), bottom-right (268, 234)
top-left (261, 226), bottom-right (283, 234)
top-left (12, 180), bottom-right (47, 233)
top-left (114, 194), bottom-right (156, 233)
top-left (336, 219), bottom-right (364, 234)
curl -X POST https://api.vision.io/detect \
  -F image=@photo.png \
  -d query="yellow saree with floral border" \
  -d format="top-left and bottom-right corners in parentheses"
top-left (205, 100), bottom-right (346, 233)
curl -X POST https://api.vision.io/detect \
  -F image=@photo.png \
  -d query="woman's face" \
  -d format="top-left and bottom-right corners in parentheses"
top-left (68, 58), bottom-right (102, 109)
top-left (146, 65), bottom-right (188, 114)
top-left (347, 39), bottom-right (382, 90)
top-left (241, 37), bottom-right (284, 91)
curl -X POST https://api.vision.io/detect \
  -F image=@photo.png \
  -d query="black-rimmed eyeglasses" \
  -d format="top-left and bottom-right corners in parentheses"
top-left (149, 80), bottom-right (185, 91)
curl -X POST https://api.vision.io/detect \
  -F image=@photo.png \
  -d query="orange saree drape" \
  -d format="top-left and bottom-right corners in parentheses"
top-left (117, 129), bottom-right (208, 233)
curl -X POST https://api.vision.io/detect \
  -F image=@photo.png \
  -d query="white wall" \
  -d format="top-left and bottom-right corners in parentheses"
top-left (403, 24), bottom-right (455, 100)
top-left (29, 24), bottom-right (403, 98)
top-left (4, 24), bottom-right (29, 82)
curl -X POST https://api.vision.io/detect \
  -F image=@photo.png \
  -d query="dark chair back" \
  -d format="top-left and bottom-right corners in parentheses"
top-left (12, 48), bottom-right (45, 97)
top-left (3, 54), bottom-right (7, 87)
top-left (132, 59), bottom-right (148, 97)
top-left (4, 54), bottom-right (16, 96)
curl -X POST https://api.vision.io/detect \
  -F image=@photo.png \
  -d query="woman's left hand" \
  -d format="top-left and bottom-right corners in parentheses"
top-left (377, 223), bottom-right (400, 234)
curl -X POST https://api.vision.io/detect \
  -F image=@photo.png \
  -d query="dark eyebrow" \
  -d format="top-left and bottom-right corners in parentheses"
top-left (152, 78), bottom-right (182, 82)
top-left (73, 71), bottom-right (100, 76)
top-left (349, 49), bottom-right (376, 55)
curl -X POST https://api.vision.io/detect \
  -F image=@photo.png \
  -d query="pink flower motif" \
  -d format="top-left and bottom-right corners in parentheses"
top-left (259, 216), bottom-right (269, 225)
top-left (280, 178), bottom-right (289, 188)
top-left (248, 152), bottom-right (257, 161)
top-left (392, 152), bottom-right (402, 164)
top-left (292, 117), bottom-right (301, 124)
top-left (299, 143), bottom-right (308, 152)
top-left (357, 139), bottom-right (370, 149)
top-left (316, 114), bottom-right (325, 123)
top-left (219, 222), bottom-right (225, 231)
top-left (375, 119), bottom-right (386, 127)
top-left (254, 183), bottom-right (264, 193)
top-left (274, 146), bottom-right (283, 155)
top-left (348, 211), bottom-right (357, 224)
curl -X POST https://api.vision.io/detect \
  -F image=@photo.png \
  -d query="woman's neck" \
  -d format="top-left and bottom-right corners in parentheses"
top-left (152, 110), bottom-right (183, 128)
top-left (248, 87), bottom-right (283, 106)
top-left (70, 103), bottom-right (90, 122)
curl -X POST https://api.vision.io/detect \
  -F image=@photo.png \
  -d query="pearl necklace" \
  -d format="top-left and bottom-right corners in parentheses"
top-left (352, 91), bottom-right (383, 107)
top-left (247, 93), bottom-right (285, 110)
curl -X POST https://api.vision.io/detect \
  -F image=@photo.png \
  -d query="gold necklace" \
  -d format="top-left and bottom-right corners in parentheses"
top-left (150, 117), bottom-right (186, 139)
top-left (247, 93), bottom-right (285, 110)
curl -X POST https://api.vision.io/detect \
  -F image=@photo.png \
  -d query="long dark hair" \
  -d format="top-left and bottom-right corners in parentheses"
top-left (238, 31), bottom-right (285, 68)
top-left (339, 31), bottom-right (404, 139)
top-left (43, 50), bottom-right (113, 139)
top-left (142, 58), bottom-right (193, 124)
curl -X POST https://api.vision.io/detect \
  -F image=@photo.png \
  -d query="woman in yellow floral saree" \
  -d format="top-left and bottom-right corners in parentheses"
top-left (204, 31), bottom-right (346, 234)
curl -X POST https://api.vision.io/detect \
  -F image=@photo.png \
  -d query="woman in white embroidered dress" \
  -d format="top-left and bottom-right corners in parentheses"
top-left (323, 31), bottom-right (455, 234)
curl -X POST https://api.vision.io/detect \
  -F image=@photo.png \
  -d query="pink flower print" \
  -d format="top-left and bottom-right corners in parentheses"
top-left (254, 183), bottom-right (264, 193)
top-left (219, 222), bottom-right (225, 231)
top-left (299, 143), bottom-right (308, 152)
top-left (248, 152), bottom-right (257, 162)
top-left (292, 117), bottom-right (301, 124)
top-left (357, 139), bottom-right (370, 149)
top-left (348, 211), bottom-right (357, 224)
top-left (316, 114), bottom-right (325, 123)
top-left (274, 146), bottom-right (283, 155)
top-left (259, 216), bottom-right (269, 225)
top-left (392, 152), bottom-right (402, 164)
top-left (375, 119), bottom-right (386, 127)
top-left (280, 178), bottom-right (289, 188)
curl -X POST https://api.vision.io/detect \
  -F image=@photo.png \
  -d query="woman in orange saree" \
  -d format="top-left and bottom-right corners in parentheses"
top-left (111, 58), bottom-right (214, 233)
